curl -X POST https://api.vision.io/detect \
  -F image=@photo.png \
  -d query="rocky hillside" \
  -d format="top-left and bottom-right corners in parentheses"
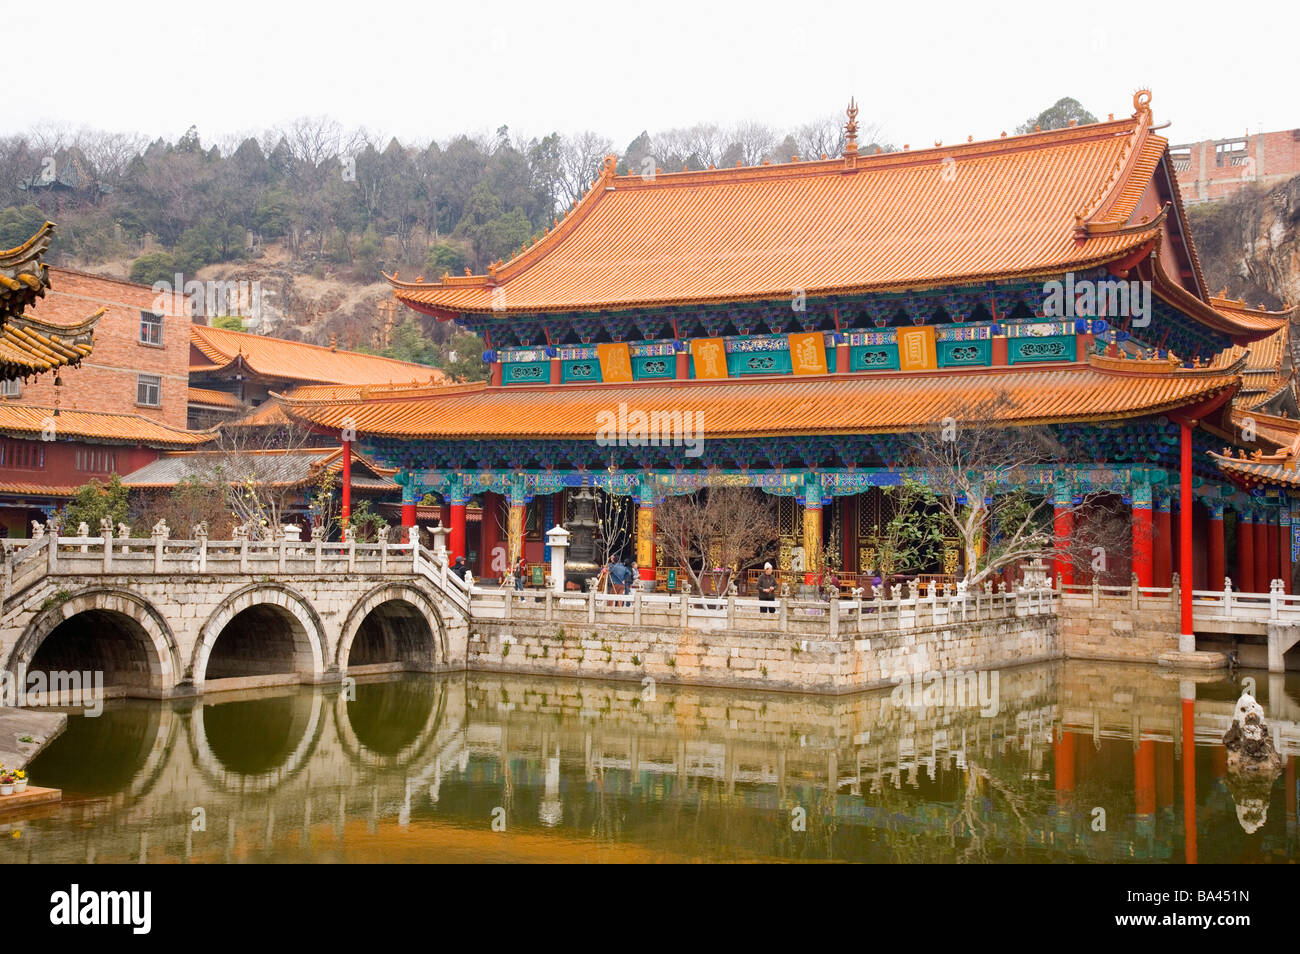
top-left (1189, 174), bottom-right (1300, 312)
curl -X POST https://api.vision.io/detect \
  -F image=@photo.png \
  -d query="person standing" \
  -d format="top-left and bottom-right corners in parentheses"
top-left (757, 562), bottom-right (778, 613)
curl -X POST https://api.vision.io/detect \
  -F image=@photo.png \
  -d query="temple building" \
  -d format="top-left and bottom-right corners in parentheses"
top-left (283, 93), bottom-right (1296, 627)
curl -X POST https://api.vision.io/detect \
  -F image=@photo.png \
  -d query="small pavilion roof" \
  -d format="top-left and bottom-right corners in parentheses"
top-left (284, 355), bottom-right (1240, 441)
top-left (190, 324), bottom-right (447, 387)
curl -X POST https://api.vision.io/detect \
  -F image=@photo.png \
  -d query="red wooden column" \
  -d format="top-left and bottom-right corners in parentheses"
top-left (1053, 478), bottom-right (1074, 586)
top-left (1257, 505), bottom-right (1272, 591)
top-left (1238, 507), bottom-right (1256, 593)
top-left (1282, 503), bottom-right (1293, 594)
top-left (636, 478), bottom-right (656, 584)
top-left (1207, 500), bottom-right (1226, 591)
top-left (1266, 505), bottom-right (1281, 589)
top-left (341, 438), bottom-right (352, 527)
top-left (481, 491), bottom-right (501, 578)
top-left (1153, 493), bottom-right (1173, 588)
top-left (1131, 481), bottom-right (1153, 587)
top-left (398, 470), bottom-right (418, 532)
top-left (1178, 421), bottom-right (1193, 648)
top-left (447, 476), bottom-right (468, 562)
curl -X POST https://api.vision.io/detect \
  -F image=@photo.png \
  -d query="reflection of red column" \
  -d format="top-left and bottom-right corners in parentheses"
top-left (1238, 511), bottom-right (1255, 592)
top-left (1207, 503), bottom-right (1225, 591)
top-left (1154, 498), bottom-right (1172, 588)
top-left (1054, 729), bottom-right (1076, 802)
top-left (1182, 694), bottom-right (1197, 865)
top-left (1179, 421), bottom-right (1193, 642)
top-left (1053, 482), bottom-right (1074, 585)
top-left (1132, 494), bottom-right (1153, 587)
top-left (1135, 739), bottom-right (1156, 816)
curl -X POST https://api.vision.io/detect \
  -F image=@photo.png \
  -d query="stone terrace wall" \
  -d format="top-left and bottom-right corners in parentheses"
top-left (467, 611), bottom-right (1060, 694)
top-left (1058, 592), bottom-right (1179, 663)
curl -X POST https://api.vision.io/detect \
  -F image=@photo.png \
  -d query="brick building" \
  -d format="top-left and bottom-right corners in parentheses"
top-left (9, 267), bottom-right (191, 427)
top-left (1171, 127), bottom-right (1300, 203)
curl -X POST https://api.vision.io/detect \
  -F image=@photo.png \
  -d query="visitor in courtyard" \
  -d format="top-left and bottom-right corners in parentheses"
top-left (514, 555), bottom-right (527, 590)
top-left (758, 563), bottom-right (777, 612)
top-left (451, 555), bottom-right (467, 580)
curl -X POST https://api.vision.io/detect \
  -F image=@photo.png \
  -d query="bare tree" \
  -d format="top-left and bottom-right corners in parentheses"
top-left (556, 130), bottom-right (613, 206)
top-left (895, 390), bottom-right (1126, 586)
top-left (654, 485), bottom-right (778, 594)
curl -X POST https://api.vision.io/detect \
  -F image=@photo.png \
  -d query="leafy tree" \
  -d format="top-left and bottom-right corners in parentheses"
top-left (1015, 97), bottom-right (1099, 135)
top-left (0, 204), bottom-right (47, 250)
top-left (424, 240), bottom-right (467, 277)
top-left (62, 475), bottom-right (130, 532)
top-left (211, 315), bottom-right (245, 331)
top-left (129, 251), bottom-right (179, 286)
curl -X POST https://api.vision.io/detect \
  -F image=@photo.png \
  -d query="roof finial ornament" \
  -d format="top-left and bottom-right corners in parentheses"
top-left (843, 97), bottom-right (859, 157)
top-left (1133, 88), bottom-right (1152, 119)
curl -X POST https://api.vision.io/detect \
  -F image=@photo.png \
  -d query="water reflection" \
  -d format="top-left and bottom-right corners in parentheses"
top-left (4, 662), bottom-right (1297, 863)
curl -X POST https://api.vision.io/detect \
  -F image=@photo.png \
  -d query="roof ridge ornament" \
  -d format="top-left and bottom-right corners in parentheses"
top-left (843, 98), bottom-right (859, 158)
top-left (1133, 89), bottom-right (1153, 120)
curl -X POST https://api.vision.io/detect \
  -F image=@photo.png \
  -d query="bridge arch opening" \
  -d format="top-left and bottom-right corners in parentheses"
top-left (10, 591), bottom-right (177, 701)
top-left (346, 598), bottom-right (437, 673)
top-left (26, 610), bottom-right (156, 697)
top-left (203, 604), bottom-right (318, 684)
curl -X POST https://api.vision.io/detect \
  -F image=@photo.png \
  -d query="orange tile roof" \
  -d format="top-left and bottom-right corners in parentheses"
top-left (285, 357), bottom-right (1239, 441)
top-left (387, 94), bottom-right (1267, 348)
top-left (1211, 451), bottom-right (1300, 489)
top-left (0, 223), bottom-right (53, 323)
top-left (190, 324), bottom-right (449, 387)
top-left (0, 481), bottom-right (79, 497)
top-left (187, 386), bottom-right (244, 410)
top-left (0, 405), bottom-right (212, 447)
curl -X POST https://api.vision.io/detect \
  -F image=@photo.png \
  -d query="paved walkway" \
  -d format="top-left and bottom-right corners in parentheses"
top-left (0, 709), bottom-right (66, 772)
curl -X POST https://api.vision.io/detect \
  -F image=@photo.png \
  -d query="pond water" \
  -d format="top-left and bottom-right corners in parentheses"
top-left (4, 660), bottom-right (1297, 863)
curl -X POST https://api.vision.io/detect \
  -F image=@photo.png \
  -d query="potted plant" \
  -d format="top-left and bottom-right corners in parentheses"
top-left (0, 771), bottom-right (13, 796)
top-left (12, 770), bottom-right (26, 793)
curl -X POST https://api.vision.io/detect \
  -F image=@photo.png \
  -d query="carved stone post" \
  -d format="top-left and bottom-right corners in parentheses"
top-left (101, 518), bottom-right (113, 573)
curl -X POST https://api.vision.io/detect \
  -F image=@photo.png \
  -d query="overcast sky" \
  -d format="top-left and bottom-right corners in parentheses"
top-left (11, 0), bottom-right (1297, 151)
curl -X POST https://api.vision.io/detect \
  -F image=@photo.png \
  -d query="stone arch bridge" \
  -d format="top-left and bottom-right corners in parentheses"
top-left (0, 530), bottom-right (470, 699)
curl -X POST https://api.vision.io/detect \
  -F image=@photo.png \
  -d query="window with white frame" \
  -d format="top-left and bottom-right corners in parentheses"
top-left (139, 310), bottom-right (163, 345)
top-left (0, 378), bottom-right (19, 398)
top-left (137, 373), bottom-right (162, 407)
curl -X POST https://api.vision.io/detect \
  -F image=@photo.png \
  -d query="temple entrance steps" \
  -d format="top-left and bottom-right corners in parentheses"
top-left (0, 532), bottom-right (471, 699)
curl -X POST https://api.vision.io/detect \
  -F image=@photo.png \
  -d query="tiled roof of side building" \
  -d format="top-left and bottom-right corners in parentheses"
top-left (0, 405), bottom-right (213, 447)
top-left (387, 92), bottom-right (1277, 346)
top-left (285, 357), bottom-right (1240, 441)
top-left (122, 446), bottom-right (396, 490)
top-left (187, 386), bottom-right (244, 410)
top-left (189, 324), bottom-right (449, 387)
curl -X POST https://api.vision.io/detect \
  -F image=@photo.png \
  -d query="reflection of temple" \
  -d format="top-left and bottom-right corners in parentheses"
top-left (7, 664), bottom-right (1299, 863)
